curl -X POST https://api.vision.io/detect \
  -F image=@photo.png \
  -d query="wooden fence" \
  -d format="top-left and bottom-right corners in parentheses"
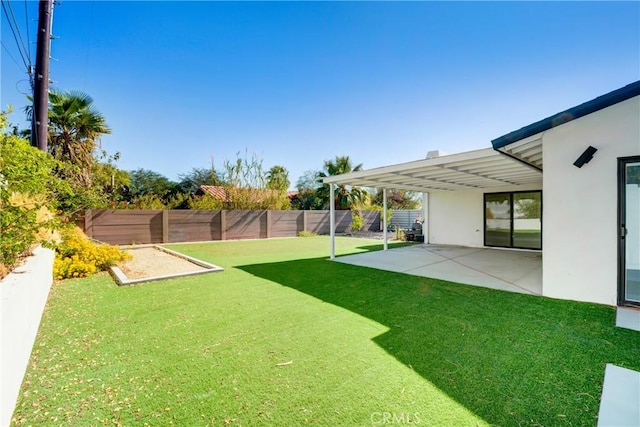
top-left (83, 209), bottom-right (382, 245)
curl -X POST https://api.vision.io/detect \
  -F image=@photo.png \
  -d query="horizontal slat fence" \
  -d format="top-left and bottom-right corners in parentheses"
top-left (83, 209), bottom-right (381, 245)
top-left (169, 210), bottom-right (222, 242)
top-left (390, 209), bottom-right (423, 229)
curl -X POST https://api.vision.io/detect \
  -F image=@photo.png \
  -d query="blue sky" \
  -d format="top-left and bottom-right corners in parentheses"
top-left (2, 1), bottom-right (639, 188)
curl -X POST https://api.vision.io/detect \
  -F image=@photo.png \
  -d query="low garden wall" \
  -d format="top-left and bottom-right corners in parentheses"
top-left (82, 209), bottom-right (382, 245)
top-left (0, 246), bottom-right (55, 427)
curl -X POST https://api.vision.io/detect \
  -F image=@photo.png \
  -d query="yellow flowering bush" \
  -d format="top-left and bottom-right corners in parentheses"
top-left (53, 256), bottom-right (97, 280)
top-left (1, 116), bottom-right (61, 275)
top-left (53, 227), bottom-right (131, 280)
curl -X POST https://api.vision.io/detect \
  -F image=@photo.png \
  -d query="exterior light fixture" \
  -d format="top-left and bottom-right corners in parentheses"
top-left (573, 146), bottom-right (598, 168)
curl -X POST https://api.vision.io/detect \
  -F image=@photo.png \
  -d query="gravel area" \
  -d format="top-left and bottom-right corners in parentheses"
top-left (118, 247), bottom-right (208, 279)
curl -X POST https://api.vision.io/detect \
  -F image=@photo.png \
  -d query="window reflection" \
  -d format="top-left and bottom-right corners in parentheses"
top-left (485, 194), bottom-right (511, 247)
top-left (513, 192), bottom-right (542, 249)
top-left (485, 191), bottom-right (541, 250)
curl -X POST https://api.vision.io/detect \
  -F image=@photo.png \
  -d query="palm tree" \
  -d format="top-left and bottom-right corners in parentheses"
top-left (23, 90), bottom-right (113, 216)
top-left (47, 90), bottom-right (111, 167)
top-left (317, 155), bottom-right (368, 209)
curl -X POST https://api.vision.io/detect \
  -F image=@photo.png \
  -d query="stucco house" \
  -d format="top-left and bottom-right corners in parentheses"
top-left (324, 81), bottom-right (640, 307)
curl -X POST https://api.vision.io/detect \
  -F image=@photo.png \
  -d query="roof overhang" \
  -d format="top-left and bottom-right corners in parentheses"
top-left (491, 81), bottom-right (640, 170)
top-left (323, 148), bottom-right (541, 192)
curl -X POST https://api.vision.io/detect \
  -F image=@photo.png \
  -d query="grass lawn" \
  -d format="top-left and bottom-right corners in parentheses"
top-left (12, 237), bottom-right (640, 426)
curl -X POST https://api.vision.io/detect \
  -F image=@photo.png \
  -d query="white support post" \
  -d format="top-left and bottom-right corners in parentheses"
top-left (422, 192), bottom-right (429, 244)
top-left (330, 183), bottom-right (336, 260)
top-left (383, 188), bottom-right (388, 251)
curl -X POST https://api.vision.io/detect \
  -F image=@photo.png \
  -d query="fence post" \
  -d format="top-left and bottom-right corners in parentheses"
top-left (220, 210), bottom-right (226, 241)
top-left (162, 210), bottom-right (169, 243)
top-left (85, 209), bottom-right (93, 238)
top-left (303, 210), bottom-right (308, 233)
top-left (266, 210), bottom-right (272, 238)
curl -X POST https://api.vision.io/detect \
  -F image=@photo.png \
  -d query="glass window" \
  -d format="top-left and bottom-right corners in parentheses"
top-left (513, 192), bottom-right (542, 249)
top-left (624, 162), bottom-right (640, 303)
top-left (485, 193), bottom-right (511, 247)
top-left (485, 191), bottom-right (542, 250)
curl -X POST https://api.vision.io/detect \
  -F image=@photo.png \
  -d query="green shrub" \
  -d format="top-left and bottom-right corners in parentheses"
top-left (165, 192), bottom-right (191, 209)
top-left (131, 194), bottom-right (166, 210)
top-left (297, 230), bottom-right (318, 237)
top-left (0, 112), bottom-right (60, 273)
top-left (53, 227), bottom-right (130, 280)
top-left (364, 205), bottom-right (393, 226)
top-left (188, 194), bottom-right (224, 210)
top-left (350, 209), bottom-right (364, 232)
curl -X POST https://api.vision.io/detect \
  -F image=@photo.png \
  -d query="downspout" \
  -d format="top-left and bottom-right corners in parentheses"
top-left (383, 188), bottom-right (388, 251)
top-left (330, 183), bottom-right (335, 260)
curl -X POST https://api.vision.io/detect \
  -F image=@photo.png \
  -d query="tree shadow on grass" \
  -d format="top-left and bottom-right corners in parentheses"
top-left (238, 256), bottom-right (640, 426)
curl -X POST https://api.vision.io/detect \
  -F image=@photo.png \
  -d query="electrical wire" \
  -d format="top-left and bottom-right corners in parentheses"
top-left (23, 0), bottom-right (31, 64)
top-left (0, 0), bottom-right (31, 71)
top-left (6, 0), bottom-right (29, 63)
top-left (1, 39), bottom-right (22, 69)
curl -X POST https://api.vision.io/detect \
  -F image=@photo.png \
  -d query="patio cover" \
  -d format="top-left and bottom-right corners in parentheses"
top-left (322, 148), bottom-right (541, 259)
top-left (322, 147), bottom-right (541, 192)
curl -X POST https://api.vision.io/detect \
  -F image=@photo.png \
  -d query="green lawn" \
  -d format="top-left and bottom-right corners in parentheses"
top-left (13, 237), bottom-right (640, 426)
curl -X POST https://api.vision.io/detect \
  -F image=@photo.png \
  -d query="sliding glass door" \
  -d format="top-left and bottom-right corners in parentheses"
top-left (485, 191), bottom-right (542, 250)
top-left (619, 157), bottom-right (640, 306)
top-left (485, 193), bottom-right (511, 247)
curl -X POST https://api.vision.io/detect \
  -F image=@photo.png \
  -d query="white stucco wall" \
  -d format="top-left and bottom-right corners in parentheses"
top-left (542, 96), bottom-right (640, 306)
top-left (428, 190), bottom-right (484, 247)
top-left (427, 183), bottom-right (542, 247)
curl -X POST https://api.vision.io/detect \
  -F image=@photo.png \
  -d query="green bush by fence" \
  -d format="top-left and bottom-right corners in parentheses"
top-left (0, 114), bottom-right (60, 275)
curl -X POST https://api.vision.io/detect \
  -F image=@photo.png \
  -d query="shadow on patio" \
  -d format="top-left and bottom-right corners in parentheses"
top-left (334, 244), bottom-right (542, 295)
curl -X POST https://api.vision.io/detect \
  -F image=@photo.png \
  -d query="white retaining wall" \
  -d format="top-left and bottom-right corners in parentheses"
top-left (0, 246), bottom-right (55, 427)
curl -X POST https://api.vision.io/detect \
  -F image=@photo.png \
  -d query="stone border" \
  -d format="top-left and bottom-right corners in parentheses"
top-left (0, 245), bottom-right (55, 427)
top-left (109, 244), bottom-right (223, 286)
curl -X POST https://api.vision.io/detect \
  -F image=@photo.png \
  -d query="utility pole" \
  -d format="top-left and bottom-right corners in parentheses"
top-left (31, 0), bottom-right (53, 151)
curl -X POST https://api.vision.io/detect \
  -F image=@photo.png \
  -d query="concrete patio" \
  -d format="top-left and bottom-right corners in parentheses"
top-left (335, 244), bottom-right (542, 295)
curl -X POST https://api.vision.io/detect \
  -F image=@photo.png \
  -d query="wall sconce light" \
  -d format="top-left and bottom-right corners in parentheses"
top-left (573, 146), bottom-right (598, 168)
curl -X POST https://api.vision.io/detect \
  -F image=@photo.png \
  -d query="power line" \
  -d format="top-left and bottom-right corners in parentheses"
top-left (0, 0), bottom-right (31, 72)
top-left (8, 0), bottom-right (30, 63)
top-left (1, 39), bottom-right (22, 69)
top-left (24, 0), bottom-right (31, 64)
top-left (3, 0), bottom-right (30, 64)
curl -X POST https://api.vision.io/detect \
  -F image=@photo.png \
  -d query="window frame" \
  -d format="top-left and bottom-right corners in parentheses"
top-left (483, 190), bottom-right (542, 250)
